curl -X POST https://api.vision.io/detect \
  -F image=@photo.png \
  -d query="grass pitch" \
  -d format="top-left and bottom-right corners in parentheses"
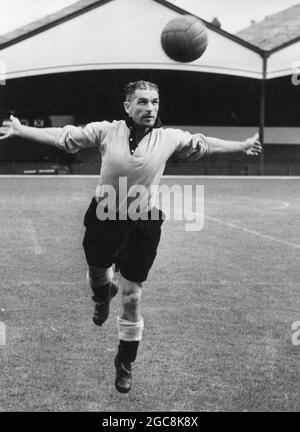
top-left (0, 176), bottom-right (299, 412)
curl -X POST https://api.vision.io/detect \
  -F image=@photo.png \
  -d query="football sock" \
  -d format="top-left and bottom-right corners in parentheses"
top-left (117, 317), bottom-right (144, 363)
top-left (117, 340), bottom-right (139, 363)
top-left (117, 316), bottom-right (144, 341)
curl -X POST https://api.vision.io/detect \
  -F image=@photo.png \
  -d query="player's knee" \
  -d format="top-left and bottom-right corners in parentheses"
top-left (122, 290), bottom-right (141, 310)
top-left (119, 276), bottom-right (142, 318)
top-left (87, 265), bottom-right (113, 288)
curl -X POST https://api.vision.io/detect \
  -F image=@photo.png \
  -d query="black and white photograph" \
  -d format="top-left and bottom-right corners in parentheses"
top-left (0, 0), bottom-right (299, 414)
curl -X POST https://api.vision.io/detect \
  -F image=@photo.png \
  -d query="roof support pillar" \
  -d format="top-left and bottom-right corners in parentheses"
top-left (259, 53), bottom-right (268, 175)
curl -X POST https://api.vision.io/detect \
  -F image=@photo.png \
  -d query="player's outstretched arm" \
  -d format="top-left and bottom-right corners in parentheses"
top-left (207, 133), bottom-right (262, 156)
top-left (0, 115), bottom-right (60, 145)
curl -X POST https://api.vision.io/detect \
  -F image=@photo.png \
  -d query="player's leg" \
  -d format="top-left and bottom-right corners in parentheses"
top-left (82, 197), bottom-right (124, 326)
top-left (114, 275), bottom-right (144, 393)
top-left (87, 265), bottom-right (119, 326)
top-left (114, 210), bottom-right (164, 393)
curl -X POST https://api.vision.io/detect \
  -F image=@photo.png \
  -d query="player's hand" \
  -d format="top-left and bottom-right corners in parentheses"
top-left (0, 115), bottom-right (22, 140)
top-left (243, 133), bottom-right (262, 156)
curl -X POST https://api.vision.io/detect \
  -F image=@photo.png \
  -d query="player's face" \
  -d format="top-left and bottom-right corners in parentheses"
top-left (124, 89), bottom-right (159, 130)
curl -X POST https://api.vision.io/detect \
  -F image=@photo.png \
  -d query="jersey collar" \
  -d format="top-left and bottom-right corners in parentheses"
top-left (125, 116), bottom-right (162, 155)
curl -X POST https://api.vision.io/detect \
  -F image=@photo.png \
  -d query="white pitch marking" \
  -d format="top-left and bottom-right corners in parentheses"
top-left (171, 202), bottom-right (300, 250)
top-left (171, 187), bottom-right (300, 249)
top-left (241, 227), bottom-right (300, 249)
top-left (0, 321), bottom-right (6, 346)
top-left (163, 175), bottom-right (300, 180)
top-left (206, 215), bottom-right (300, 250)
top-left (1, 175), bottom-right (300, 179)
top-left (269, 200), bottom-right (290, 210)
top-left (205, 215), bottom-right (238, 229)
top-left (25, 220), bottom-right (44, 255)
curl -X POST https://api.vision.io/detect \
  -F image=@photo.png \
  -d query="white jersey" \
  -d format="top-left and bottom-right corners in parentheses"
top-left (55, 120), bottom-right (209, 213)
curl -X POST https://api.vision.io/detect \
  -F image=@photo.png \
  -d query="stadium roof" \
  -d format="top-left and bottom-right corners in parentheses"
top-left (0, 0), bottom-right (262, 53)
top-left (236, 2), bottom-right (300, 52)
top-left (235, 2), bottom-right (300, 79)
top-left (0, 0), bottom-right (103, 49)
top-left (0, 0), bottom-right (263, 80)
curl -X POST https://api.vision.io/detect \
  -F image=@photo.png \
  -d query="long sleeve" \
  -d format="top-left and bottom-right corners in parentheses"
top-left (172, 129), bottom-right (209, 160)
top-left (54, 121), bottom-right (112, 153)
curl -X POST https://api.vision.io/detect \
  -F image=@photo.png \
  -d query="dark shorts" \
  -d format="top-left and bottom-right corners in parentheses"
top-left (82, 198), bottom-right (165, 283)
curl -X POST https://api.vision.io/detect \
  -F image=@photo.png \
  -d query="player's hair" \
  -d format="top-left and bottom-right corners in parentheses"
top-left (124, 81), bottom-right (159, 101)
